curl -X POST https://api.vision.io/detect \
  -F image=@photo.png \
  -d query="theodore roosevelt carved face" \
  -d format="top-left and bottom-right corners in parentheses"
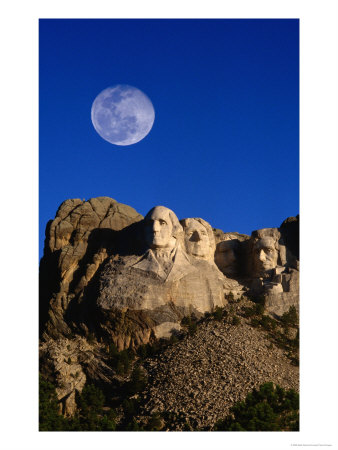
top-left (144, 206), bottom-right (181, 250)
top-left (215, 239), bottom-right (239, 275)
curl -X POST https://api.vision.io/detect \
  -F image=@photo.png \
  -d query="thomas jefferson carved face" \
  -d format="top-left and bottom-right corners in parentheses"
top-left (144, 206), bottom-right (177, 250)
top-left (253, 237), bottom-right (278, 276)
top-left (182, 218), bottom-right (215, 260)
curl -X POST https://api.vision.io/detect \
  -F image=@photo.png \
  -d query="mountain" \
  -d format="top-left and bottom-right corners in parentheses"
top-left (39, 197), bottom-right (299, 430)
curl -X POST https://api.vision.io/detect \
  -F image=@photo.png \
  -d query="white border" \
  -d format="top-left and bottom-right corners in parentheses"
top-left (1, 1), bottom-right (337, 449)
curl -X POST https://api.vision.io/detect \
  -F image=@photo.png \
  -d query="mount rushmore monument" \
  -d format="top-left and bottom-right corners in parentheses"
top-left (40, 196), bottom-right (298, 348)
top-left (39, 197), bottom-right (299, 416)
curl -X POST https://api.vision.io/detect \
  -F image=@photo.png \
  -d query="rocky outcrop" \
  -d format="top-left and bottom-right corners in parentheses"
top-left (246, 225), bottom-right (299, 317)
top-left (39, 336), bottom-right (118, 416)
top-left (40, 197), bottom-right (143, 340)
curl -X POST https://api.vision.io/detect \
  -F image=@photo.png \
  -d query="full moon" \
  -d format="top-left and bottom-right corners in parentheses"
top-left (91, 85), bottom-right (155, 146)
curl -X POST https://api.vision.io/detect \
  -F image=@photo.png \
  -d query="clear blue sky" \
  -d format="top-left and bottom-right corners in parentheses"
top-left (39, 19), bottom-right (299, 259)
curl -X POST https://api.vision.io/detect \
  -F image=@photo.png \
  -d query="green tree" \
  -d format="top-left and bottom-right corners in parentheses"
top-left (213, 306), bottom-right (224, 321)
top-left (126, 366), bottom-right (147, 395)
top-left (125, 418), bottom-right (141, 431)
top-left (281, 306), bottom-right (298, 327)
top-left (214, 382), bottom-right (299, 431)
top-left (39, 374), bottom-right (69, 431)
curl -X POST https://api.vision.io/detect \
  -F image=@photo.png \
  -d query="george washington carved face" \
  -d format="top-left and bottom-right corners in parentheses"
top-left (144, 206), bottom-right (181, 250)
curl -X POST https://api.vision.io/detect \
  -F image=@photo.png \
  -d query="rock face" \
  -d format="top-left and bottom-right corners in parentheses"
top-left (247, 226), bottom-right (299, 316)
top-left (39, 336), bottom-right (116, 416)
top-left (39, 197), bottom-right (299, 416)
top-left (40, 197), bottom-right (143, 340)
top-left (95, 207), bottom-right (226, 350)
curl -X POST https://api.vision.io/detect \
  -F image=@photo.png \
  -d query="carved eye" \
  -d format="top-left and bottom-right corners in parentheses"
top-left (159, 220), bottom-right (167, 225)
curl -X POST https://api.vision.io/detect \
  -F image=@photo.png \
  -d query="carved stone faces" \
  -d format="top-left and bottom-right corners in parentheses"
top-left (144, 206), bottom-right (179, 250)
top-left (181, 218), bottom-right (215, 261)
top-left (252, 236), bottom-right (279, 276)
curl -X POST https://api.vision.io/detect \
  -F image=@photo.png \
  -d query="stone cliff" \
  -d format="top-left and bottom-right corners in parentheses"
top-left (39, 197), bottom-right (299, 418)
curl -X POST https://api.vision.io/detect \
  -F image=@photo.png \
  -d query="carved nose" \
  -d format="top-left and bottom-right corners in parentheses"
top-left (152, 221), bottom-right (160, 232)
top-left (258, 249), bottom-right (266, 261)
top-left (190, 231), bottom-right (201, 242)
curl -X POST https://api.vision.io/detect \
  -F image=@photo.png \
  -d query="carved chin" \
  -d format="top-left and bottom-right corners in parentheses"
top-left (150, 237), bottom-right (171, 248)
top-left (255, 262), bottom-right (275, 274)
top-left (189, 247), bottom-right (208, 258)
top-left (192, 252), bottom-right (207, 258)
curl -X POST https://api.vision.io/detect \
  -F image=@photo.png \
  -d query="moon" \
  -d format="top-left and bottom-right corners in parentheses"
top-left (91, 85), bottom-right (155, 146)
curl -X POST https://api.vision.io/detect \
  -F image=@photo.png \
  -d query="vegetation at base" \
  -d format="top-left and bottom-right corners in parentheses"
top-left (71, 384), bottom-right (117, 430)
top-left (241, 302), bottom-right (299, 366)
top-left (225, 291), bottom-right (235, 303)
top-left (280, 305), bottom-right (298, 327)
top-left (214, 382), bottom-right (299, 431)
top-left (232, 316), bottom-right (241, 326)
top-left (125, 365), bottom-right (147, 396)
top-left (145, 412), bottom-right (164, 431)
top-left (40, 300), bottom-right (299, 431)
top-left (136, 333), bottom-right (180, 360)
top-left (39, 374), bottom-right (69, 431)
top-left (108, 344), bottom-right (135, 375)
top-left (181, 314), bottom-right (198, 335)
top-left (39, 375), bottom-right (117, 431)
top-left (212, 306), bottom-right (227, 321)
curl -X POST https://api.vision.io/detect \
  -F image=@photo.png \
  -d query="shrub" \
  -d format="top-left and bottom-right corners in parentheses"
top-left (169, 334), bottom-right (179, 344)
top-left (108, 343), bottom-right (119, 358)
top-left (146, 413), bottom-right (163, 431)
top-left (281, 306), bottom-right (298, 327)
top-left (213, 306), bottom-right (224, 321)
top-left (126, 366), bottom-right (147, 396)
top-left (188, 321), bottom-right (197, 335)
top-left (125, 417), bottom-right (143, 431)
top-left (232, 316), bottom-right (241, 326)
top-left (137, 344), bottom-right (149, 359)
top-left (76, 384), bottom-right (105, 414)
top-left (227, 291), bottom-right (235, 302)
top-left (109, 347), bottom-right (132, 375)
top-left (181, 315), bottom-right (198, 335)
top-left (255, 303), bottom-right (265, 315)
top-left (214, 382), bottom-right (299, 431)
top-left (260, 315), bottom-right (277, 331)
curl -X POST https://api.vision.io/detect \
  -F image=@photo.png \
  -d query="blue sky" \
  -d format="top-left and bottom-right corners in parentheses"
top-left (39, 19), bottom-right (299, 259)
